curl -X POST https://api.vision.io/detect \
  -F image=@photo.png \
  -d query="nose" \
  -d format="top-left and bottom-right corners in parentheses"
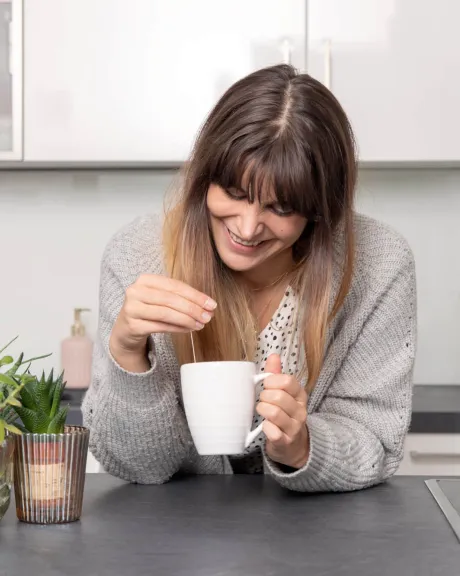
top-left (235, 202), bottom-right (264, 240)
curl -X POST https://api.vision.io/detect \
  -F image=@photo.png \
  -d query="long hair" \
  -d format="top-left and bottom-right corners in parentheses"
top-left (163, 64), bottom-right (357, 391)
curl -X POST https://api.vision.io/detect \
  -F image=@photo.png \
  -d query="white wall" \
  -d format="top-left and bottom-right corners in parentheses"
top-left (0, 168), bottom-right (458, 384)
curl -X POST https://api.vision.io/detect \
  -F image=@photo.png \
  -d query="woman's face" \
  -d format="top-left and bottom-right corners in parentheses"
top-left (206, 183), bottom-right (307, 275)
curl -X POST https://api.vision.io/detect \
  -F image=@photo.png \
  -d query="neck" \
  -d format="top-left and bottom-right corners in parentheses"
top-left (238, 250), bottom-right (295, 291)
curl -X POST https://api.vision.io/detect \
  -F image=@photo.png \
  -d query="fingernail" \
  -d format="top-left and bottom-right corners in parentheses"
top-left (204, 298), bottom-right (217, 311)
top-left (195, 321), bottom-right (205, 330)
top-left (201, 311), bottom-right (212, 322)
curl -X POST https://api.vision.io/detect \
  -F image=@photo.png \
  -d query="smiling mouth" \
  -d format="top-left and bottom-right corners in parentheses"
top-left (227, 228), bottom-right (264, 247)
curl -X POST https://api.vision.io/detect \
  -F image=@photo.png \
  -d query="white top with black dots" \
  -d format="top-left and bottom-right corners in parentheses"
top-left (228, 287), bottom-right (303, 474)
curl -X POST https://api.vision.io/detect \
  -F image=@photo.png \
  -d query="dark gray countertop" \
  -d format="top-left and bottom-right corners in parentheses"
top-left (1, 474), bottom-right (460, 575)
top-left (63, 385), bottom-right (460, 434)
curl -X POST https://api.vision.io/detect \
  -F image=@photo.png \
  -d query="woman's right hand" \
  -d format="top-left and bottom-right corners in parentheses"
top-left (109, 274), bottom-right (217, 370)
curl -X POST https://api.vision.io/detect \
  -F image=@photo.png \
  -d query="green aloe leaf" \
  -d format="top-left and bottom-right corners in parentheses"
top-left (36, 372), bottom-right (51, 414)
top-left (50, 377), bottom-right (65, 420)
top-left (13, 406), bottom-right (38, 433)
top-left (18, 382), bottom-right (37, 411)
top-left (47, 405), bottom-right (68, 434)
top-left (0, 420), bottom-right (4, 443)
top-left (46, 369), bottom-right (56, 404)
top-left (34, 411), bottom-right (51, 434)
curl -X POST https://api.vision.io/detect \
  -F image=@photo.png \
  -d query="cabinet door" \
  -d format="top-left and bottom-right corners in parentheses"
top-left (24, 0), bottom-right (305, 163)
top-left (307, 0), bottom-right (460, 163)
top-left (397, 434), bottom-right (460, 476)
top-left (0, 0), bottom-right (22, 160)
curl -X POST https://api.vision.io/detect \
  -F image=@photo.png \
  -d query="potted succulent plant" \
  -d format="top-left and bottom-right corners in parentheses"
top-left (12, 368), bottom-right (90, 524)
top-left (0, 337), bottom-right (49, 521)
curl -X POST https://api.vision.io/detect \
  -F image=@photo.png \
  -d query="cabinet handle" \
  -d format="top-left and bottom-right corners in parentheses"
top-left (279, 38), bottom-right (292, 65)
top-left (8, 20), bottom-right (12, 76)
top-left (324, 39), bottom-right (331, 89)
top-left (410, 450), bottom-right (460, 460)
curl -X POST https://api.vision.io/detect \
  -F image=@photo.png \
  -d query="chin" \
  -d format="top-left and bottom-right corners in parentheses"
top-left (216, 250), bottom-right (260, 272)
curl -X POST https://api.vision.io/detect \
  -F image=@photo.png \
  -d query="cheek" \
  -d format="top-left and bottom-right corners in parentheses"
top-left (206, 190), bottom-right (217, 215)
top-left (273, 218), bottom-right (307, 245)
top-left (206, 186), bottom-right (231, 219)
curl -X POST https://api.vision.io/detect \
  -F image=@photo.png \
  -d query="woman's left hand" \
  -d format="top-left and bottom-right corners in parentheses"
top-left (256, 353), bottom-right (309, 469)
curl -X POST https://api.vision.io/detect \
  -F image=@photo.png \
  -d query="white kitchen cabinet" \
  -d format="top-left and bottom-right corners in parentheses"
top-left (307, 0), bottom-right (460, 163)
top-left (24, 0), bottom-right (306, 163)
top-left (396, 434), bottom-right (460, 476)
top-left (0, 0), bottom-right (22, 160)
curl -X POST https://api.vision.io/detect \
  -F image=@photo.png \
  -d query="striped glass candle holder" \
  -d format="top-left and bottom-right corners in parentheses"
top-left (0, 434), bottom-right (15, 520)
top-left (13, 425), bottom-right (89, 524)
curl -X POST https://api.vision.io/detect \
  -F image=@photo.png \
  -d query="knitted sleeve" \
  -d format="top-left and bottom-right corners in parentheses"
top-left (81, 216), bottom-right (226, 483)
top-left (264, 227), bottom-right (417, 492)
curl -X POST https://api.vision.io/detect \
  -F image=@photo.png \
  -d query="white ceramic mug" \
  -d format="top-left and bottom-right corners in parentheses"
top-left (180, 361), bottom-right (273, 455)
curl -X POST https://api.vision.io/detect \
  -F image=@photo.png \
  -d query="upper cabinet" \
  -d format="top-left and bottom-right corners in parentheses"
top-left (0, 0), bottom-right (22, 160)
top-left (4, 0), bottom-right (459, 165)
top-left (23, 0), bottom-right (306, 163)
top-left (307, 0), bottom-right (460, 163)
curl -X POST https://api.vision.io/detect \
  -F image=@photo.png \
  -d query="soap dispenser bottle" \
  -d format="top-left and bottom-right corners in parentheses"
top-left (61, 308), bottom-right (93, 389)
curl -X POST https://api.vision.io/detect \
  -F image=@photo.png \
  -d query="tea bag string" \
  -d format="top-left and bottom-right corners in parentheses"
top-left (190, 331), bottom-right (197, 363)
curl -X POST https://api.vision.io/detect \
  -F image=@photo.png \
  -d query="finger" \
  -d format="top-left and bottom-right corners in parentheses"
top-left (127, 301), bottom-right (205, 331)
top-left (259, 389), bottom-right (307, 421)
top-left (262, 420), bottom-right (287, 445)
top-left (137, 274), bottom-right (217, 311)
top-left (127, 318), bottom-right (195, 336)
top-left (263, 373), bottom-right (301, 398)
top-left (257, 401), bottom-right (301, 437)
top-left (133, 286), bottom-right (214, 326)
top-left (265, 353), bottom-right (282, 375)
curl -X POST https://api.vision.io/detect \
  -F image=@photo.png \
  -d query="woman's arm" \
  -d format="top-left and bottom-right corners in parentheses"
top-left (264, 243), bottom-right (417, 492)
top-left (82, 217), bottom-right (225, 483)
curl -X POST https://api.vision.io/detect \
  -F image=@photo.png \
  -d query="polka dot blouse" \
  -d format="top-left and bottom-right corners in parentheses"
top-left (228, 287), bottom-right (302, 474)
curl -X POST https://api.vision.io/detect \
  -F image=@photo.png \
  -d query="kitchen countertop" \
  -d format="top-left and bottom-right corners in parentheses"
top-left (63, 385), bottom-right (460, 434)
top-left (1, 474), bottom-right (460, 575)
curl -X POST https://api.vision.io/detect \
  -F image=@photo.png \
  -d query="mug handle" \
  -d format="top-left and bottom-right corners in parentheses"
top-left (244, 372), bottom-right (274, 448)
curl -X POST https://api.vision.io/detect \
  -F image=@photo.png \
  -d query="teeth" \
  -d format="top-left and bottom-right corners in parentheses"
top-left (228, 229), bottom-right (262, 247)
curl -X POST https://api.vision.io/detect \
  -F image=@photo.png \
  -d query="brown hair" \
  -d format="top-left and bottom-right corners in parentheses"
top-left (163, 64), bottom-right (357, 391)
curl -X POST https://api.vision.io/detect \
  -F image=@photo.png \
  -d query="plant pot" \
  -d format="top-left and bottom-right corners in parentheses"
top-left (13, 425), bottom-right (89, 524)
top-left (0, 434), bottom-right (15, 521)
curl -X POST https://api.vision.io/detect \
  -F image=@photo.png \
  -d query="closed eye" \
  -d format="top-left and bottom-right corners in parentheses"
top-left (222, 186), bottom-right (294, 216)
top-left (223, 187), bottom-right (247, 200)
top-left (266, 203), bottom-right (295, 217)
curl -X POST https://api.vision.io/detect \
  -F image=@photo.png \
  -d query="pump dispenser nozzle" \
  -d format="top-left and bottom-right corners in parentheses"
top-left (71, 308), bottom-right (90, 337)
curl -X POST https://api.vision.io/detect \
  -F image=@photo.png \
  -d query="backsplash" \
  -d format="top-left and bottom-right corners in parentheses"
top-left (1, 168), bottom-right (459, 384)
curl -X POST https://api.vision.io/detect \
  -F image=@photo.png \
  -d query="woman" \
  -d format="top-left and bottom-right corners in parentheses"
top-left (82, 64), bottom-right (417, 492)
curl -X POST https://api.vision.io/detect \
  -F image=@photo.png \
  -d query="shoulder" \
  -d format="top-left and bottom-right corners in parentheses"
top-left (325, 213), bottom-right (417, 366)
top-left (331, 212), bottom-right (416, 325)
top-left (351, 212), bottom-right (416, 290)
top-left (101, 213), bottom-right (165, 288)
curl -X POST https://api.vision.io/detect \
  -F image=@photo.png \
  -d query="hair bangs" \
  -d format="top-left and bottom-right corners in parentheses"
top-left (206, 134), bottom-right (320, 220)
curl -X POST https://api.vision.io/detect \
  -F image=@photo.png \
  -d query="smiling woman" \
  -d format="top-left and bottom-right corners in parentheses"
top-left (82, 64), bottom-right (417, 492)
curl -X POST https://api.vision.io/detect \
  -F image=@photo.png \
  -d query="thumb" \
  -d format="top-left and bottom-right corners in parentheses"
top-left (265, 353), bottom-right (282, 375)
